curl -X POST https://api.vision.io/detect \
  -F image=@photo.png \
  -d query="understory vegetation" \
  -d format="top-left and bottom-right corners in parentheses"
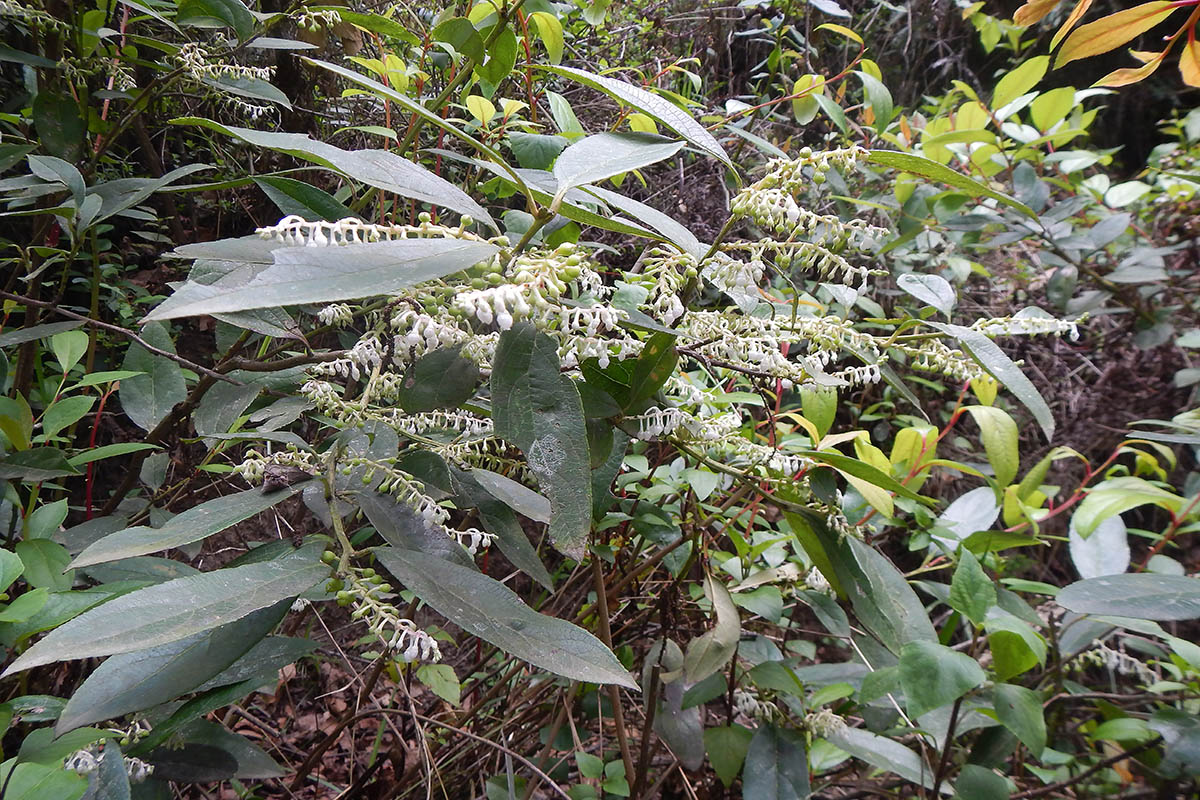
top-left (3, 0), bottom-right (1200, 798)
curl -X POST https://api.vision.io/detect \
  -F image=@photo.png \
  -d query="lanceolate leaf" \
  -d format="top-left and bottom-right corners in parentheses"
top-left (144, 239), bottom-right (498, 321)
top-left (55, 600), bottom-right (290, 734)
top-left (1055, 1), bottom-right (1176, 68)
top-left (867, 150), bottom-right (1038, 220)
top-left (683, 572), bottom-right (740, 683)
top-left (539, 65), bottom-right (733, 169)
top-left (302, 58), bottom-right (530, 200)
top-left (2, 544), bottom-right (325, 676)
top-left (1058, 574), bottom-right (1200, 620)
top-left (582, 184), bottom-right (704, 258)
top-left (373, 547), bottom-right (636, 687)
top-left (173, 117), bottom-right (494, 229)
top-left (552, 132), bottom-right (685, 200)
top-left (70, 483), bottom-right (310, 569)
top-left (825, 727), bottom-right (933, 788)
top-left (491, 324), bottom-right (593, 560)
top-left (926, 322), bottom-right (1055, 440)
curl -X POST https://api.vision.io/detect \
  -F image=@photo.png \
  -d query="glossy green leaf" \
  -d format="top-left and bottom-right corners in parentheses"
top-left (40, 395), bottom-right (93, 441)
top-left (396, 348), bottom-right (480, 413)
top-left (253, 176), bottom-right (352, 222)
top-left (743, 723), bottom-right (811, 800)
top-left (582, 184), bottom-right (703, 258)
top-left (177, 0), bottom-right (255, 39)
top-left (432, 17), bottom-right (485, 62)
top-left (991, 56), bottom-right (1049, 110)
top-left (0, 448), bottom-right (81, 481)
top-left (71, 483), bottom-right (309, 569)
top-left (373, 547), bottom-right (636, 687)
top-left (91, 738), bottom-right (132, 800)
top-left (474, 26), bottom-right (517, 87)
top-left (683, 572), bottom-right (740, 682)
top-left (627, 332), bottom-right (679, 407)
top-left (173, 117), bottom-right (494, 229)
top-left (825, 726), bottom-right (932, 788)
top-left (451, 467), bottom-right (553, 590)
top-left (468, 468), bottom-right (551, 523)
top-left (119, 321), bottom-right (187, 434)
top-left (992, 683), bottom-right (1046, 755)
top-left (491, 324), bottom-right (592, 559)
top-left (552, 132), bottom-right (684, 201)
top-left (897, 272), bottom-right (955, 317)
top-left (703, 724), bottom-right (753, 787)
top-left (965, 405), bottom-right (1019, 486)
top-left (14, 540), bottom-right (72, 591)
top-left (2, 544), bottom-right (325, 676)
top-left (899, 640), bottom-right (985, 717)
top-left (1071, 476), bottom-right (1182, 537)
top-left (32, 91), bottom-right (84, 162)
top-left (948, 548), bottom-right (996, 625)
top-left (867, 150), bottom-right (1038, 220)
top-left (1068, 514), bottom-right (1129, 579)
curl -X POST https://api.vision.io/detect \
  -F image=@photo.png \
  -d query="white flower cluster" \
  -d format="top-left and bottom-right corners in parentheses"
top-left (235, 448), bottom-right (318, 485)
top-left (451, 527), bottom-right (496, 555)
top-left (394, 410), bottom-right (493, 438)
top-left (628, 406), bottom-right (742, 442)
top-left (559, 332), bottom-right (642, 370)
top-left (174, 42), bottom-right (272, 83)
top-left (631, 407), bottom-right (687, 440)
top-left (635, 249), bottom-right (698, 325)
top-left (680, 311), bottom-right (883, 390)
top-left (256, 214), bottom-right (486, 247)
top-left (296, 7), bottom-right (342, 29)
top-left (970, 313), bottom-right (1081, 340)
top-left (804, 566), bottom-right (831, 593)
top-left (369, 466), bottom-right (448, 527)
top-left (805, 708), bottom-right (848, 737)
top-left (733, 689), bottom-right (780, 722)
top-left (317, 303), bottom-right (355, 328)
top-left (1072, 641), bottom-right (1158, 685)
top-left (65, 749), bottom-right (154, 783)
top-left (311, 335), bottom-right (383, 382)
top-left (894, 339), bottom-right (985, 382)
top-left (435, 436), bottom-right (528, 479)
top-left (390, 308), bottom-right (469, 360)
top-left (702, 252), bottom-right (764, 310)
top-left (343, 568), bottom-right (442, 663)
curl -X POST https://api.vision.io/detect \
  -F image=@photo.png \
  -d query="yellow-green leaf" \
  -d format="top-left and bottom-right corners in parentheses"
top-left (465, 94), bottom-right (497, 126)
top-left (965, 405), bottom-right (1020, 486)
top-left (529, 11), bottom-right (563, 64)
top-left (992, 55), bottom-right (1049, 110)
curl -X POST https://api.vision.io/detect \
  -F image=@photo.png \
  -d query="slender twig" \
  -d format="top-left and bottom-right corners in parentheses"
top-left (0, 291), bottom-right (242, 385)
top-left (590, 558), bottom-right (637, 790)
top-left (344, 709), bottom-right (574, 800)
top-left (1009, 736), bottom-right (1162, 799)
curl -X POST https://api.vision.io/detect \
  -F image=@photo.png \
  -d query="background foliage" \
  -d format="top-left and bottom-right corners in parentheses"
top-left (2, 0), bottom-right (1200, 798)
